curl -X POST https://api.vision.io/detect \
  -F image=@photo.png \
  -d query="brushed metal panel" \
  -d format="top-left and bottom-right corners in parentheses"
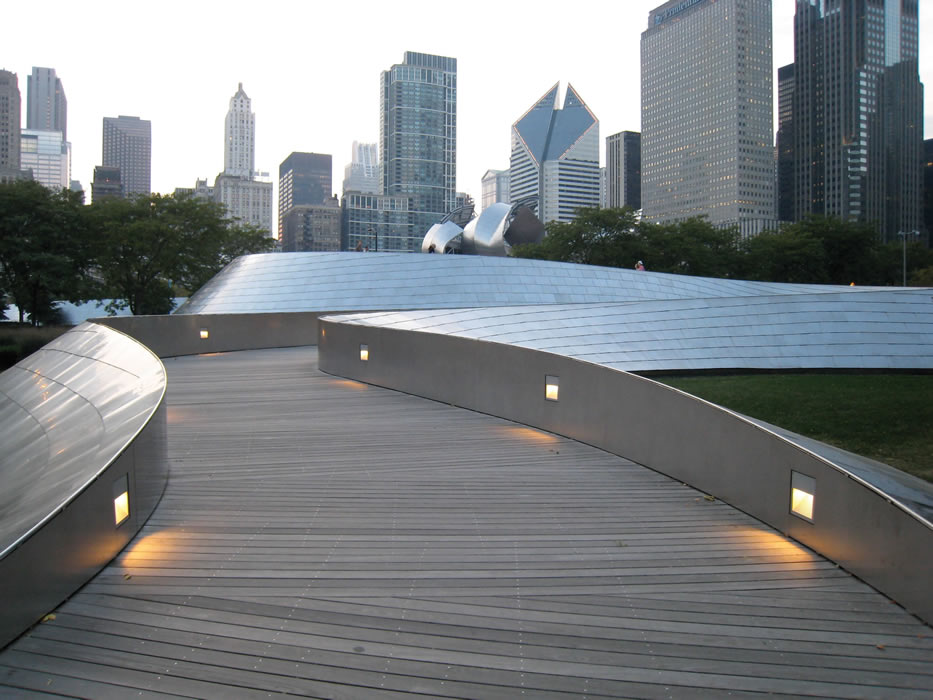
top-left (318, 318), bottom-right (933, 626)
top-left (0, 323), bottom-right (168, 648)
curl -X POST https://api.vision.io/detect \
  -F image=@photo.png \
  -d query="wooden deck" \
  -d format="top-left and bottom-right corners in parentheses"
top-left (2, 347), bottom-right (931, 698)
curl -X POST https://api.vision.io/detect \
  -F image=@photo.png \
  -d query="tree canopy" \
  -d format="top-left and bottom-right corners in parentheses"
top-left (512, 207), bottom-right (933, 287)
top-left (0, 180), bottom-right (92, 324)
top-left (90, 194), bottom-right (272, 315)
top-left (0, 182), bottom-right (274, 323)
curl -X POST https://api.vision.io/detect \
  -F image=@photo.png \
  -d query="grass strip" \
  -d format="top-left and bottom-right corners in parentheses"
top-left (654, 374), bottom-right (933, 484)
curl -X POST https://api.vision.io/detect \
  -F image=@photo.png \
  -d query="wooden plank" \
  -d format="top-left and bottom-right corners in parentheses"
top-left (2, 346), bottom-right (931, 698)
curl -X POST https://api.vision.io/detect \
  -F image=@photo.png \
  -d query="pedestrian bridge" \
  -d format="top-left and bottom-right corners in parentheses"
top-left (2, 346), bottom-right (932, 697)
top-left (1, 254), bottom-right (932, 696)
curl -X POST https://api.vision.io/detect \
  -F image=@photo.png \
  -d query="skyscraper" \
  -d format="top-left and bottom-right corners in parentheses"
top-left (342, 142), bottom-right (378, 196)
top-left (102, 115), bottom-right (151, 196)
top-left (342, 192), bottom-right (414, 252)
top-left (793, 0), bottom-right (922, 241)
top-left (510, 83), bottom-right (600, 224)
top-left (380, 51), bottom-right (457, 249)
top-left (481, 169), bottom-right (510, 211)
top-left (641, 0), bottom-right (776, 232)
top-left (24, 67), bottom-right (70, 191)
top-left (282, 197), bottom-right (341, 252)
top-left (925, 139), bottom-right (933, 236)
top-left (0, 70), bottom-right (22, 181)
top-left (27, 67), bottom-right (67, 140)
top-left (20, 130), bottom-right (70, 190)
top-left (606, 131), bottom-right (641, 211)
top-left (278, 152), bottom-right (332, 238)
top-left (214, 84), bottom-right (273, 237)
top-left (776, 63), bottom-right (795, 223)
top-left (91, 166), bottom-right (121, 202)
top-left (224, 83), bottom-right (254, 179)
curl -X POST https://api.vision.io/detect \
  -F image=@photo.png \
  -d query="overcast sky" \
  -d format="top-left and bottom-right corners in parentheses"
top-left (5, 0), bottom-right (933, 218)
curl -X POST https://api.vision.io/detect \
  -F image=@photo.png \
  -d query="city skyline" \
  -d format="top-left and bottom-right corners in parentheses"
top-left (3, 1), bottom-right (933, 216)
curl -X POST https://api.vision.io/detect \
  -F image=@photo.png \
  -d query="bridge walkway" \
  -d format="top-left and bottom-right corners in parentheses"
top-left (2, 347), bottom-right (931, 698)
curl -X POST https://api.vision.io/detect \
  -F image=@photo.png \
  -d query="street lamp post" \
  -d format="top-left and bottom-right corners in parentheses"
top-left (897, 230), bottom-right (920, 287)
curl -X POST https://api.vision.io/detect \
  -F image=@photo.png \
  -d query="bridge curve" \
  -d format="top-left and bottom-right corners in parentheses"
top-left (1, 347), bottom-right (931, 697)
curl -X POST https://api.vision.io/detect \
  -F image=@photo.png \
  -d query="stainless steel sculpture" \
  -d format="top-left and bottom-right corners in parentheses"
top-left (422, 197), bottom-right (545, 256)
top-left (421, 220), bottom-right (464, 254)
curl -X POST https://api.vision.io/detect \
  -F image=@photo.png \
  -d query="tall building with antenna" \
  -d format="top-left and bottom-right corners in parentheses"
top-left (214, 83), bottom-right (273, 237)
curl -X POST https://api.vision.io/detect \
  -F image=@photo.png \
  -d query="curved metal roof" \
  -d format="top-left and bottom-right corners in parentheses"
top-left (0, 323), bottom-right (166, 557)
top-left (175, 252), bottom-right (861, 315)
top-left (326, 289), bottom-right (933, 372)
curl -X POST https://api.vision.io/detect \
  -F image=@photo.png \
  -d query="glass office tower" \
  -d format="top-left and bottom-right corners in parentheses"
top-left (27, 67), bottom-right (67, 140)
top-left (641, 0), bottom-right (776, 231)
top-left (102, 115), bottom-right (151, 196)
top-left (793, 0), bottom-right (922, 241)
top-left (380, 52), bottom-right (457, 251)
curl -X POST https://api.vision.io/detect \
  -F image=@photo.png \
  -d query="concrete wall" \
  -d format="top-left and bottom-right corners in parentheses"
top-left (93, 312), bottom-right (325, 357)
top-left (317, 320), bottom-right (933, 626)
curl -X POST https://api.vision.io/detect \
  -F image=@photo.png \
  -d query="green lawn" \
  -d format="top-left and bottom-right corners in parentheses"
top-left (653, 374), bottom-right (933, 484)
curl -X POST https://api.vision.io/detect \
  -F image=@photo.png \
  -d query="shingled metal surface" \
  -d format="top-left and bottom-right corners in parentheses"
top-left (173, 252), bottom-right (858, 315)
top-left (2, 347), bottom-right (931, 698)
top-left (324, 288), bottom-right (933, 373)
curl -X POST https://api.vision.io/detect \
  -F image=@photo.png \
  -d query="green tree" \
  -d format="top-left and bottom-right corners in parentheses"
top-left (879, 238), bottom-right (933, 287)
top-left (512, 207), bottom-right (643, 266)
top-left (739, 226), bottom-right (828, 283)
top-left (792, 215), bottom-right (880, 285)
top-left (910, 266), bottom-right (933, 286)
top-left (512, 208), bottom-right (740, 276)
top-left (0, 180), bottom-right (91, 325)
top-left (638, 218), bottom-right (740, 277)
top-left (513, 206), bottom-right (932, 286)
top-left (90, 193), bottom-right (273, 315)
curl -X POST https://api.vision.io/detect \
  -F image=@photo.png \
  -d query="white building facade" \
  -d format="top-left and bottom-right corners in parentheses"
top-left (224, 83), bottom-right (255, 179)
top-left (214, 174), bottom-right (273, 235)
top-left (20, 129), bottom-right (70, 190)
top-left (214, 84), bottom-right (272, 237)
top-left (342, 141), bottom-right (378, 195)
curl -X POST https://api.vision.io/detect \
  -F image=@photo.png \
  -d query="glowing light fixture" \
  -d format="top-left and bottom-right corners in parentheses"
top-left (545, 375), bottom-right (559, 401)
top-left (790, 471), bottom-right (815, 522)
top-left (113, 475), bottom-right (130, 526)
top-left (360, 344), bottom-right (369, 361)
top-left (199, 328), bottom-right (209, 339)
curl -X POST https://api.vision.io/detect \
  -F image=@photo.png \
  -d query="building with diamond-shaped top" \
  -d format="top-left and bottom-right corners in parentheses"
top-left (509, 83), bottom-right (599, 224)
